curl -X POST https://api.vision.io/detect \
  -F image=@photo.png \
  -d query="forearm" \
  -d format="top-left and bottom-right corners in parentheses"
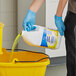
top-left (56, 0), bottom-right (68, 17)
top-left (29, 0), bottom-right (45, 12)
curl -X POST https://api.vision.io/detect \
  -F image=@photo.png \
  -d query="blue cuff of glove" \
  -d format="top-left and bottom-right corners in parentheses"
top-left (27, 9), bottom-right (36, 16)
top-left (55, 15), bottom-right (62, 21)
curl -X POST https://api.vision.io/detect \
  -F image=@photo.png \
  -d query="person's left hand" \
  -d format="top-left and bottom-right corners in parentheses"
top-left (22, 9), bottom-right (36, 31)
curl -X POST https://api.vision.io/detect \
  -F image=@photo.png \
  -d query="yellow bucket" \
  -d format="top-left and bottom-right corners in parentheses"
top-left (0, 48), bottom-right (50, 76)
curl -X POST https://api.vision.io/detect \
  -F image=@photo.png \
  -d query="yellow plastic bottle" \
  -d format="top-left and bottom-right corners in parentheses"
top-left (0, 22), bottom-right (4, 54)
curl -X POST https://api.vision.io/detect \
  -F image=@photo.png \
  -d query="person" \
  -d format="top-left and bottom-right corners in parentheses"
top-left (22, 0), bottom-right (76, 76)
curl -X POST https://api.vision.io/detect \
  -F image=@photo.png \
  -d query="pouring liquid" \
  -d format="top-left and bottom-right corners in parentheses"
top-left (9, 32), bottom-right (22, 62)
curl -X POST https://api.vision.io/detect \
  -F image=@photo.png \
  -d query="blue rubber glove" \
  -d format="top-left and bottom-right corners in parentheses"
top-left (55, 15), bottom-right (65, 36)
top-left (22, 9), bottom-right (36, 31)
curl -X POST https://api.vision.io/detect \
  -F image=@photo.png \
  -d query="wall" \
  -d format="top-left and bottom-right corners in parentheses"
top-left (0, 0), bottom-right (17, 49)
top-left (18, 0), bottom-right (45, 52)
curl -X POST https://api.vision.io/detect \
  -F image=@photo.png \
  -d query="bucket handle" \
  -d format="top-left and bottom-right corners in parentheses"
top-left (15, 57), bottom-right (49, 63)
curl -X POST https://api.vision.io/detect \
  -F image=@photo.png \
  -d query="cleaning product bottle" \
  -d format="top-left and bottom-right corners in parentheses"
top-left (22, 25), bottom-right (62, 49)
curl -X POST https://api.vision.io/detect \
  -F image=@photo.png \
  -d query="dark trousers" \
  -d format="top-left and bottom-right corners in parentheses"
top-left (64, 11), bottom-right (76, 76)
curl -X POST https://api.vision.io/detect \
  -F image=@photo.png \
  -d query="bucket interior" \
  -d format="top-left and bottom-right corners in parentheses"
top-left (0, 48), bottom-right (49, 63)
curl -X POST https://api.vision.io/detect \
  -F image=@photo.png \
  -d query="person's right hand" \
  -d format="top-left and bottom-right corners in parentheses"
top-left (22, 9), bottom-right (36, 31)
top-left (54, 15), bottom-right (65, 36)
